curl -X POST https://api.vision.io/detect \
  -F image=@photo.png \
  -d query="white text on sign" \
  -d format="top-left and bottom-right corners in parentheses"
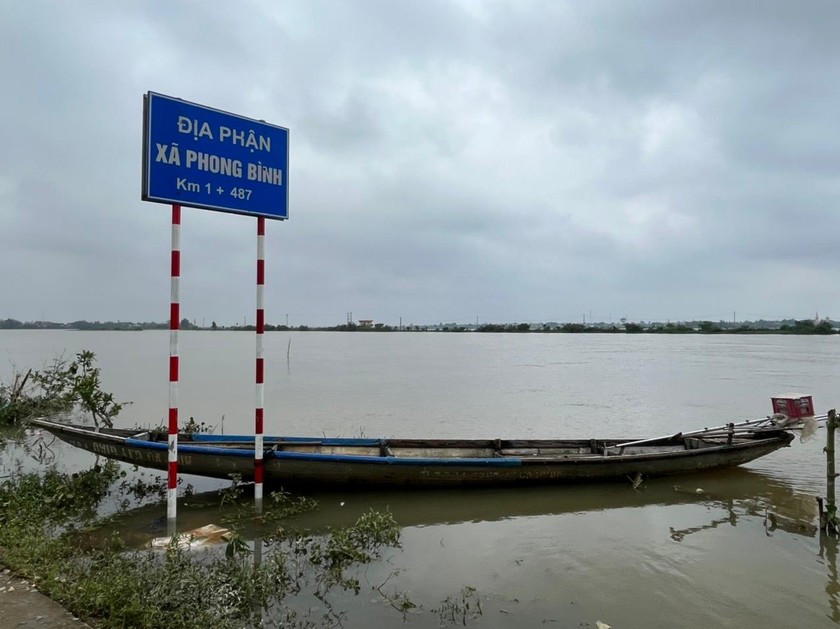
top-left (155, 145), bottom-right (283, 187)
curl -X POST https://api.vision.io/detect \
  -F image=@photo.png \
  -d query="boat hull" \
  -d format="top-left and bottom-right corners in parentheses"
top-left (30, 420), bottom-right (795, 488)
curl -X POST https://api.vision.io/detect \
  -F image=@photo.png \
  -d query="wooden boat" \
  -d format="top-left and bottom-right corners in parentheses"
top-left (30, 416), bottom-right (801, 488)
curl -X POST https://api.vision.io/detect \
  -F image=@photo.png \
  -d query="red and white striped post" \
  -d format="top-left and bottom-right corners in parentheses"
top-left (168, 204), bottom-right (181, 535)
top-left (255, 216), bottom-right (266, 513)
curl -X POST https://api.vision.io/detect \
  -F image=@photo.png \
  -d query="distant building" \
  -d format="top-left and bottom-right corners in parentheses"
top-left (358, 319), bottom-right (374, 328)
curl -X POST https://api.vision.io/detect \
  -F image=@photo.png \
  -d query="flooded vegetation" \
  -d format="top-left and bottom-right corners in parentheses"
top-left (0, 441), bottom-right (481, 627)
top-left (0, 351), bottom-right (123, 427)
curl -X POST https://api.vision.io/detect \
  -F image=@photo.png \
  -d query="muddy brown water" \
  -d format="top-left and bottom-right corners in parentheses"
top-left (2, 330), bottom-right (839, 627)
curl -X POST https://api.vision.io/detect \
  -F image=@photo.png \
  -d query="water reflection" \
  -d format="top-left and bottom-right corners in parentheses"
top-left (821, 533), bottom-right (840, 624)
top-left (1, 424), bottom-right (57, 476)
top-left (293, 467), bottom-right (818, 533)
top-left (669, 496), bottom-right (819, 542)
top-left (93, 466), bottom-right (840, 626)
top-left (100, 466), bottom-right (817, 543)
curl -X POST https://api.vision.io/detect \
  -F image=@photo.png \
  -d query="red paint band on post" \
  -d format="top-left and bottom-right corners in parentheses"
top-left (257, 216), bottom-right (265, 236)
top-left (256, 309), bottom-right (265, 332)
top-left (256, 358), bottom-right (264, 384)
top-left (169, 355), bottom-right (179, 382)
top-left (257, 259), bottom-right (265, 285)
top-left (256, 407), bottom-right (264, 433)
top-left (172, 204), bottom-right (181, 225)
top-left (170, 303), bottom-right (180, 328)
top-left (168, 461), bottom-right (178, 489)
top-left (168, 407), bottom-right (178, 432)
top-left (171, 250), bottom-right (181, 277)
top-left (254, 458), bottom-right (264, 484)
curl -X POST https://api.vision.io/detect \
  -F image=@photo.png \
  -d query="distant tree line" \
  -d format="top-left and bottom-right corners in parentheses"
top-left (1, 317), bottom-right (836, 334)
top-left (0, 318), bottom-right (162, 331)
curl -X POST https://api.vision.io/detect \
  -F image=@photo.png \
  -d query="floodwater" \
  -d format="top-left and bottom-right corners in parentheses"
top-left (2, 330), bottom-right (840, 627)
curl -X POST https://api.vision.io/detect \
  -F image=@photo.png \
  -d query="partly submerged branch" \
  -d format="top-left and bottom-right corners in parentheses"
top-left (1, 351), bottom-right (126, 427)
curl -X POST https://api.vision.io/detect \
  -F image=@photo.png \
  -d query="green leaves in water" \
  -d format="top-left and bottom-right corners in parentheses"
top-left (0, 461), bottom-right (121, 533)
top-left (1, 350), bottom-right (126, 427)
top-left (0, 463), bottom-right (483, 628)
top-left (305, 509), bottom-right (402, 596)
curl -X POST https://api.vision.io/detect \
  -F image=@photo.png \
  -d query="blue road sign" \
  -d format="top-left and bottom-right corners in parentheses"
top-left (142, 92), bottom-right (289, 220)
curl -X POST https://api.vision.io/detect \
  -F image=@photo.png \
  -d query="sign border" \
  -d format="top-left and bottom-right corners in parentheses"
top-left (142, 91), bottom-right (289, 220)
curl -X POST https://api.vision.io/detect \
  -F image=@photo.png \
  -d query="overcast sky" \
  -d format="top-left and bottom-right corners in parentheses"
top-left (2, 1), bottom-right (839, 327)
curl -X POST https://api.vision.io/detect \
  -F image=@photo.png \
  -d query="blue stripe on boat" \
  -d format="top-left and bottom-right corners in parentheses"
top-left (124, 438), bottom-right (522, 466)
top-left (125, 438), bottom-right (256, 458)
top-left (190, 434), bottom-right (384, 447)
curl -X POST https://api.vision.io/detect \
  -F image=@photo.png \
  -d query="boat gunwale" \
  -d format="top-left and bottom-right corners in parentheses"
top-left (29, 418), bottom-right (794, 468)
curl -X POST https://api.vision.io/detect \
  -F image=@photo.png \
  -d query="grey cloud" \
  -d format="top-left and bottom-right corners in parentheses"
top-left (2, 1), bottom-right (840, 325)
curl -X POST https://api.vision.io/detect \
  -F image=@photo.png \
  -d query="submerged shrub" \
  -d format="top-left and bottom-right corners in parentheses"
top-left (0, 464), bottom-right (410, 628)
top-left (0, 351), bottom-right (125, 427)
